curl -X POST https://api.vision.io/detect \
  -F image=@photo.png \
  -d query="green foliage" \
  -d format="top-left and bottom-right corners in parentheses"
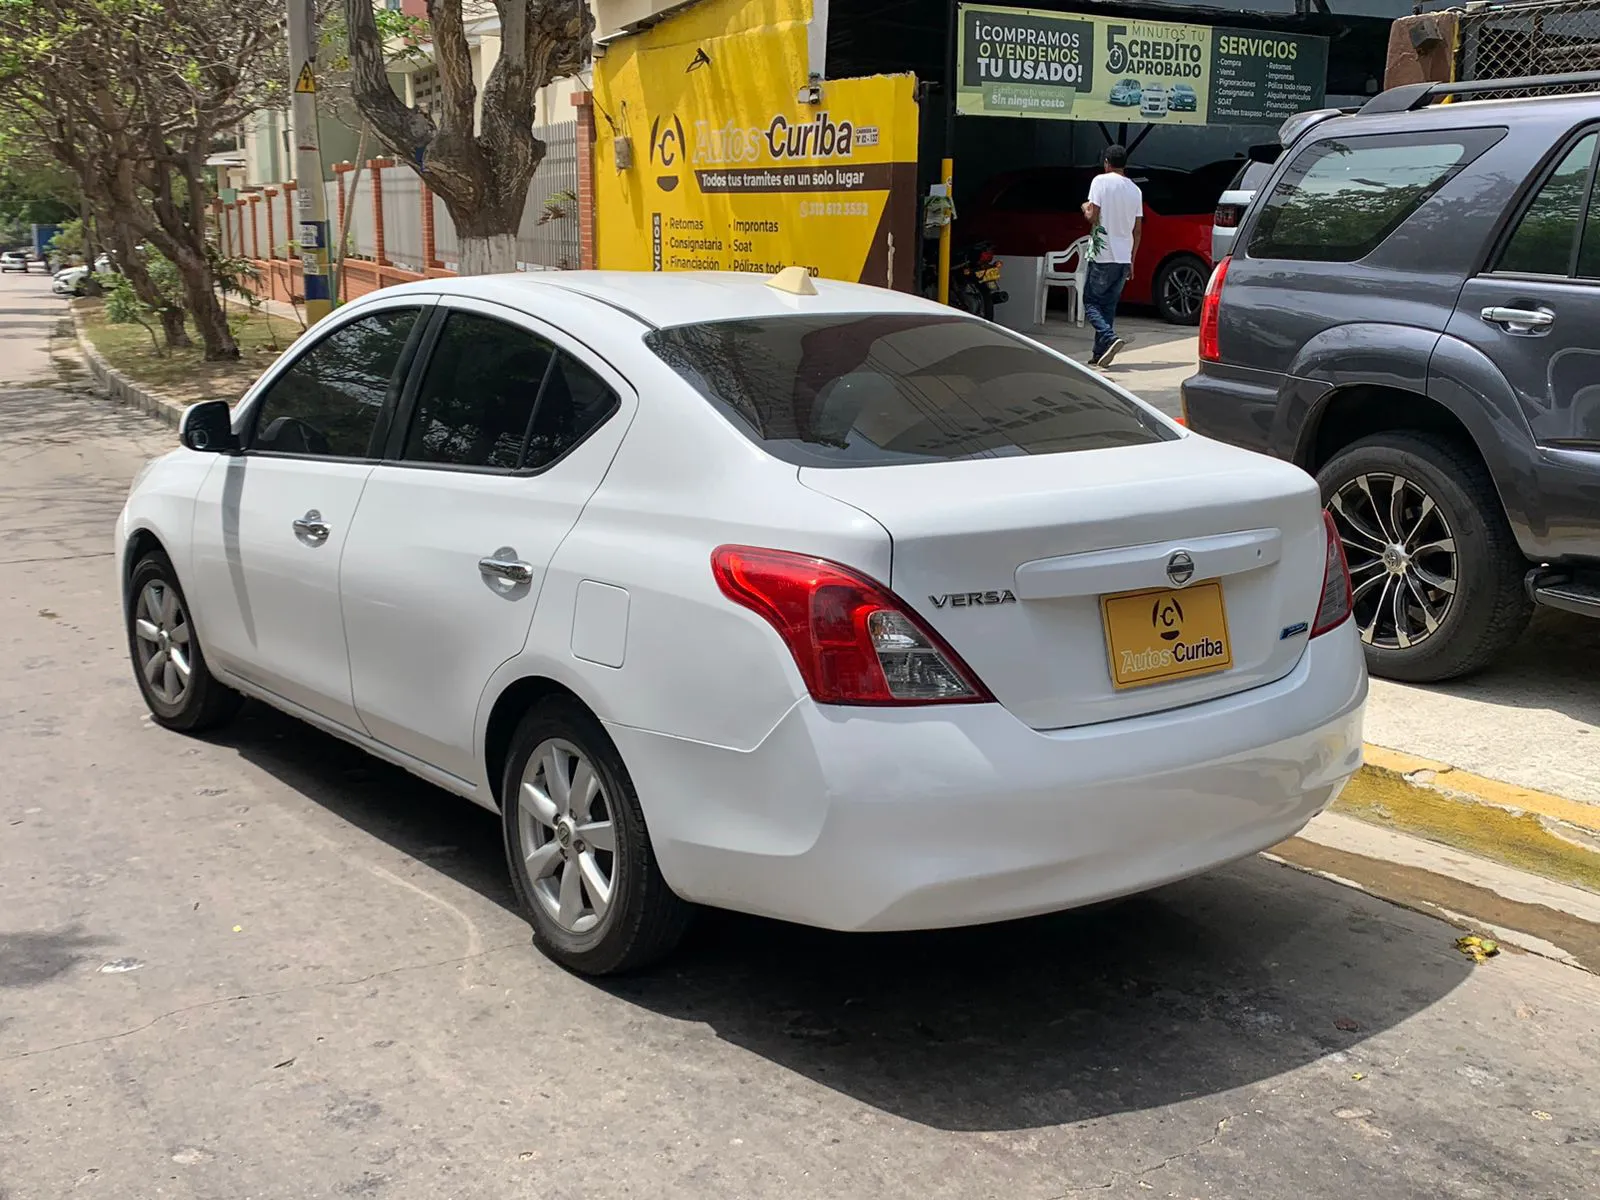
top-left (102, 249), bottom-right (184, 325)
top-left (47, 217), bottom-right (83, 257)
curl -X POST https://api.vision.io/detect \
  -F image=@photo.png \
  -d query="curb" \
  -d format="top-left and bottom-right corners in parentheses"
top-left (1335, 744), bottom-right (1600, 895)
top-left (69, 302), bottom-right (187, 429)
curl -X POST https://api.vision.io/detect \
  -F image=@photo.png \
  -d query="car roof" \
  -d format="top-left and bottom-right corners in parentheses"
top-left (368, 270), bottom-right (950, 329)
top-left (1315, 89), bottom-right (1600, 141)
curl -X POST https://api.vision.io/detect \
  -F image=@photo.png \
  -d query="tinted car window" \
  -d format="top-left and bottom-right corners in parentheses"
top-left (523, 354), bottom-right (620, 470)
top-left (1497, 133), bottom-right (1597, 277)
top-left (645, 313), bottom-right (1176, 469)
top-left (1580, 206), bottom-right (1600, 279)
top-left (1229, 159), bottom-right (1275, 193)
top-left (403, 311), bottom-right (555, 470)
top-left (1248, 130), bottom-right (1503, 262)
top-left (252, 308), bottom-right (420, 457)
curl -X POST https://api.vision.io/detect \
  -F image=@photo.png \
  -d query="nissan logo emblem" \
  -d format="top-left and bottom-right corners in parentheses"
top-left (1166, 551), bottom-right (1195, 587)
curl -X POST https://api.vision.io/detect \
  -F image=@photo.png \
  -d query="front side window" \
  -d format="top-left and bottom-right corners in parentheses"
top-left (1248, 129), bottom-right (1503, 263)
top-left (1497, 133), bottom-right (1598, 278)
top-left (402, 311), bottom-right (556, 469)
top-left (645, 313), bottom-right (1175, 469)
top-left (251, 308), bottom-right (420, 457)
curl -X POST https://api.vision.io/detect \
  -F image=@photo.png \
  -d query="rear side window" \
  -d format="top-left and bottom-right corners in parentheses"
top-left (645, 314), bottom-right (1176, 469)
top-left (403, 311), bottom-right (556, 469)
top-left (1232, 160), bottom-right (1275, 193)
top-left (1496, 133), bottom-right (1599, 278)
top-left (1248, 129), bottom-right (1503, 262)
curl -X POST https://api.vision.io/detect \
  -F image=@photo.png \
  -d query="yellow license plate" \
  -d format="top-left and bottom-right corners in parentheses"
top-left (1101, 580), bottom-right (1233, 690)
top-left (977, 266), bottom-right (1002, 282)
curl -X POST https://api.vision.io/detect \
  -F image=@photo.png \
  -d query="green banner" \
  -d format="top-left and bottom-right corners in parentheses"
top-left (957, 4), bottom-right (1328, 126)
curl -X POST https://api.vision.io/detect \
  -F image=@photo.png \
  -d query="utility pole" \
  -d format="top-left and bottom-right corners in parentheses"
top-left (288, 0), bottom-right (332, 324)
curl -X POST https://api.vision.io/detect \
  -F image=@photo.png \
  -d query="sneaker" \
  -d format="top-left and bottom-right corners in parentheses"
top-left (1097, 337), bottom-right (1126, 368)
top-left (1086, 352), bottom-right (1103, 368)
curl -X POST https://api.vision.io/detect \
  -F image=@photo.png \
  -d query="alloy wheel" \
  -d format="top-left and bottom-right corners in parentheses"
top-left (1327, 472), bottom-right (1458, 651)
top-left (517, 739), bottom-right (617, 935)
top-left (132, 580), bottom-right (194, 707)
top-left (1161, 262), bottom-right (1206, 321)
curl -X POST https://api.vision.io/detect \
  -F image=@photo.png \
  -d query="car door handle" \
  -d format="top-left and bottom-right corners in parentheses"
top-left (479, 556), bottom-right (534, 584)
top-left (292, 510), bottom-right (330, 543)
top-left (1480, 305), bottom-right (1555, 333)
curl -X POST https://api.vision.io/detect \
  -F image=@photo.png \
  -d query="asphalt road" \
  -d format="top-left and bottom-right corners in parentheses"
top-left (2, 275), bottom-right (1598, 1200)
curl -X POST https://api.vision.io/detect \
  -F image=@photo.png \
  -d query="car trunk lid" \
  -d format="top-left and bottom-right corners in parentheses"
top-left (802, 436), bottom-right (1327, 729)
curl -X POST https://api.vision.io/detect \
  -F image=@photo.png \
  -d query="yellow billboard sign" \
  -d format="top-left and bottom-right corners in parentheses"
top-left (593, 0), bottom-right (920, 291)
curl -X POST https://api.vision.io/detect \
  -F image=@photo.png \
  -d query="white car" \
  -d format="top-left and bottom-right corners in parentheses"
top-left (52, 264), bottom-right (90, 295)
top-left (116, 271), bottom-right (1366, 975)
top-left (1, 249), bottom-right (31, 273)
top-left (1140, 84), bottom-right (1169, 118)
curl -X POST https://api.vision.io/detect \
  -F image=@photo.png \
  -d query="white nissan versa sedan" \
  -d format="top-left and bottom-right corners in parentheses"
top-left (116, 270), bottom-right (1366, 974)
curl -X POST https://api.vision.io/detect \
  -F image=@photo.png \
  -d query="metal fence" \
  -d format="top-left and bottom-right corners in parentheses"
top-left (1460, 0), bottom-right (1600, 90)
top-left (517, 121), bottom-right (581, 271)
top-left (228, 118), bottom-right (583, 280)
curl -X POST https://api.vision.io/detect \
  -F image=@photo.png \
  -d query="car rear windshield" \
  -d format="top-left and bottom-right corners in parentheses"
top-left (1248, 128), bottom-right (1504, 262)
top-left (644, 313), bottom-right (1176, 468)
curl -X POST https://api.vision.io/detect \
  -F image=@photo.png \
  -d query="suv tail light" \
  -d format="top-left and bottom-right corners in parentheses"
top-left (711, 546), bottom-right (994, 706)
top-left (1198, 255), bottom-right (1230, 362)
top-left (1213, 203), bottom-right (1243, 229)
top-left (1311, 511), bottom-right (1353, 637)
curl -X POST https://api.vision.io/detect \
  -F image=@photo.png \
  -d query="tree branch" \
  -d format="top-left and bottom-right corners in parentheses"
top-left (342, 0), bottom-right (435, 162)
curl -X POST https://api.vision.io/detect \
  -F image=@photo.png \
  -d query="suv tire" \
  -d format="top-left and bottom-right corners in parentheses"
top-left (501, 698), bottom-right (692, 974)
top-left (1317, 432), bottom-right (1532, 682)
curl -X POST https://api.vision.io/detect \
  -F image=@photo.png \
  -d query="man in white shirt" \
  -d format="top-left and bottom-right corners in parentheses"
top-left (1080, 144), bottom-right (1143, 368)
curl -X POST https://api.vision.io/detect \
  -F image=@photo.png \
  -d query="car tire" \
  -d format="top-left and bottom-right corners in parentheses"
top-left (1317, 432), bottom-right (1532, 683)
top-left (126, 551), bottom-right (243, 732)
top-left (501, 697), bottom-right (692, 975)
top-left (1153, 254), bottom-right (1209, 325)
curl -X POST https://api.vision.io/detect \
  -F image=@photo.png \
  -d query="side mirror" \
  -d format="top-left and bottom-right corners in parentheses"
top-left (179, 399), bottom-right (240, 454)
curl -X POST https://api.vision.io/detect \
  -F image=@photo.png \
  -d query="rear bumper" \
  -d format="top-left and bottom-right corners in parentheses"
top-left (609, 624), bottom-right (1367, 931)
top-left (1180, 364), bottom-right (1281, 453)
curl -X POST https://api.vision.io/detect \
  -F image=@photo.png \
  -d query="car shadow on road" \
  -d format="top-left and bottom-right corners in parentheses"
top-left (220, 701), bottom-right (1475, 1133)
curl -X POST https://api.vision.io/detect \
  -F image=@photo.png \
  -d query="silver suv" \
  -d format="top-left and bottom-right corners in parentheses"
top-left (1184, 72), bottom-right (1600, 682)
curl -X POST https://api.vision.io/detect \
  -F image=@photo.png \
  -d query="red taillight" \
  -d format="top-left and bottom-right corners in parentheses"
top-left (711, 546), bottom-right (993, 706)
top-left (1212, 204), bottom-right (1243, 229)
top-left (977, 250), bottom-right (995, 264)
top-left (1198, 255), bottom-right (1230, 362)
top-left (1311, 511), bottom-right (1353, 637)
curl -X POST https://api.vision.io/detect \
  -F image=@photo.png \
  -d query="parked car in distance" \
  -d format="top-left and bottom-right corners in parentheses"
top-left (1184, 74), bottom-right (1600, 682)
top-left (1109, 78), bottom-right (1142, 106)
top-left (51, 264), bottom-right (91, 296)
top-left (1, 249), bottom-right (30, 273)
top-left (965, 162), bottom-right (1234, 323)
top-left (1171, 83), bottom-right (1198, 112)
top-left (1140, 84), bottom-right (1170, 119)
top-left (1211, 155), bottom-right (1277, 262)
top-left (117, 270), bottom-right (1365, 975)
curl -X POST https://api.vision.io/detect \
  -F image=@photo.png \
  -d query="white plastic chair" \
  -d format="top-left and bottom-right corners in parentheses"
top-left (1038, 236), bottom-right (1093, 327)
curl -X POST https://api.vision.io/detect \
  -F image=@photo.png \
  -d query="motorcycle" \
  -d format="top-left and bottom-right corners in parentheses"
top-left (922, 240), bottom-right (1008, 321)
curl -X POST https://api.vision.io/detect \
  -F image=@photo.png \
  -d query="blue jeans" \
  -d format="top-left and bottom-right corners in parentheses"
top-left (1083, 262), bottom-right (1130, 360)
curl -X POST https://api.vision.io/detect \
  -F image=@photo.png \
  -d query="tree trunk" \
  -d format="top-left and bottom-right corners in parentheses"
top-left (159, 308), bottom-right (189, 348)
top-left (458, 233), bottom-right (519, 275)
top-left (168, 246), bottom-right (238, 361)
top-left (109, 222), bottom-right (189, 350)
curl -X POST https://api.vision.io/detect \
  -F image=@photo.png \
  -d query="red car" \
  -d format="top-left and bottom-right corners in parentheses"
top-left (963, 163), bottom-right (1236, 325)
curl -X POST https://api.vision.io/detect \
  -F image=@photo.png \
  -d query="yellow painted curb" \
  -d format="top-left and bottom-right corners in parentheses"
top-left (1333, 744), bottom-right (1600, 895)
top-left (1361, 745), bottom-right (1600, 836)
